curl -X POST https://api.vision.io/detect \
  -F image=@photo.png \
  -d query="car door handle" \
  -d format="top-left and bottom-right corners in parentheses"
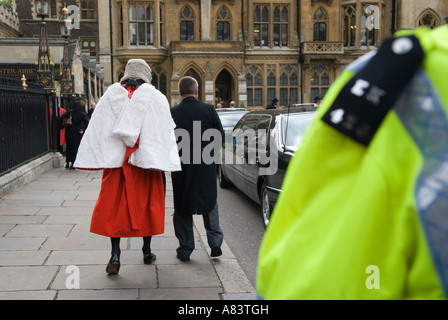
top-left (256, 157), bottom-right (270, 168)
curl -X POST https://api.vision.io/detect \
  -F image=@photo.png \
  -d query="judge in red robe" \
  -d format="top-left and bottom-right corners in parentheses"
top-left (74, 59), bottom-right (181, 274)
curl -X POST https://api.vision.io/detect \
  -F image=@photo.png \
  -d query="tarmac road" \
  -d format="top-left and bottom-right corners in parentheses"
top-left (217, 181), bottom-right (265, 288)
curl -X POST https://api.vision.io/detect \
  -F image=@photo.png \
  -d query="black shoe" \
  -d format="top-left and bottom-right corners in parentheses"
top-left (176, 252), bottom-right (190, 262)
top-left (210, 246), bottom-right (222, 257)
top-left (143, 252), bottom-right (156, 264)
top-left (65, 162), bottom-right (70, 169)
top-left (106, 253), bottom-right (120, 275)
top-left (69, 164), bottom-right (75, 170)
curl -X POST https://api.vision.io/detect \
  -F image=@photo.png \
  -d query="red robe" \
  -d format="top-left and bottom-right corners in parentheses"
top-left (59, 107), bottom-right (66, 146)
top-left (90, 85), bottom-right (165, 238)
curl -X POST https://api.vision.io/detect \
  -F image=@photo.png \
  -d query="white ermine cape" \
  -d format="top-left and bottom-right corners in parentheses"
top-left (74, 83), bottom-right (181, 172)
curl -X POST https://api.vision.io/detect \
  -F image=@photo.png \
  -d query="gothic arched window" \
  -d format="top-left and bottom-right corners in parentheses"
top-left (254, 5), bottom-right (269, 47)
top-left (273, 5), bottom-right (288, 46)
top-left (180, 6), bottom-right (195, 40)
top-left (310, 65), bottom-right (329, 100)
top-left (128, 3), bottom-right (154, 46)
top-left (343, 6), bottom-right (356, 47)
top-left (313, 7), bottom-right (328, 41)
top-left (217, 6), bottom-right (231, 41)
top-left (246, 65), bottom-right (263, 107)
top-left (418, 10), bottom-right (440, 29)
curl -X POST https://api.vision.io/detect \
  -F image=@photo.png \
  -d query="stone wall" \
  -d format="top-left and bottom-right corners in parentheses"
top-left (0, 3), bottom-right (19, 38)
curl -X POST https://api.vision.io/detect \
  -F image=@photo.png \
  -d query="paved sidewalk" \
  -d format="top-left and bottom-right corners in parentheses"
top-left (0, 167), bottom-right (255, 300)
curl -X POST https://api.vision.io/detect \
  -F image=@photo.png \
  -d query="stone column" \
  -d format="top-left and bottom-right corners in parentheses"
top-left (97, 0), bottom-right (112, 86)
top-left (72, 43), bottom-right (84, 96)
top-left (238, 73), bottom-right (247, 108)
top-left (355, 0), bottom-right (362, 48)
top-left (200, 0), bottom-right (212, 41)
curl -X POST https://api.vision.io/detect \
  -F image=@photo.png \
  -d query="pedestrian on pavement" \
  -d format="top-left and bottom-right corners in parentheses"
top-left (77, 94), bottom-right (87, 109)
top-left (266, 98), bottom-right (278, 109)
top-left (59, 99), bottom-right (89, 169)
top-left (53, 105), bottom-right (66, 154)
top-left (170, 76), bottom-right (225, 262)
top-left (74, 59), bottom-right (181, 275)
top-left (87, 102), bottom-right (96, 119)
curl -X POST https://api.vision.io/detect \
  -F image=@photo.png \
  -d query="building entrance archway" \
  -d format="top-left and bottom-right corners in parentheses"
top-left (215, 69), bottom-right (233, 108)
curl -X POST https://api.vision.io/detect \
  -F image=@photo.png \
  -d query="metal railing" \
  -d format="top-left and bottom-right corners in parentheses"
top-left (0, 76), bottom-right (50, 175)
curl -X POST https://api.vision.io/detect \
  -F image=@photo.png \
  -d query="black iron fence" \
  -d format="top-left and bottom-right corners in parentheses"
top-left (0, 76), bottom-right (50, 175)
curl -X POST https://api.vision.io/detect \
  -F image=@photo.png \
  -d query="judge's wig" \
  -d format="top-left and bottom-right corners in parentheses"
top-left (120, 59), bottom-right (152, 85)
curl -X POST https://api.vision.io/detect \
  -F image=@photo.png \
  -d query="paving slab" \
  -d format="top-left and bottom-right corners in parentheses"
top-left (0, 206), bottom-right (41, 215)
top-left (0, 237), bottom-right (47, 251)
top-left (140, 288), bottom-right (222, 300)
top-left (0, 215), bottom-right (47, 224)
top-left (41, 236), bottom-right (125, 251)
top-left (57, 289), bottom-right (138, 300)
top-left (158, 264), bottom-right (222, 288)
top-left (43, 215), bottom-right (91, 225)
top-left (6, 224), bottom-right (73, 237)
top-left (45, 250), bottom-right (111, 265)
top-left (0, 166), bottom-right (256, 300)
top-left (0, 250), bottom-right (50, 266)
top-left (62, 200), bottom-right (96, 207)
top-left (0, 266), bottom-right (58, 291)
top-left (0, 199), bottom-right (64, 207)
top-left (36, 207), bottom-right (94, 216)
top-left (0, 290), bottom-right (57, 300)
top-left (50, 265), bottom-right (158, 290)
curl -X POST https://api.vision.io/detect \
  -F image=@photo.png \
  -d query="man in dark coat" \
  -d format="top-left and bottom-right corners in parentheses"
top-left (59, 100), bottom-right (89, 169)
top-left (170, 76), bottom-right (225, 262)
top-left (266, 98), bottom-right (278, 109)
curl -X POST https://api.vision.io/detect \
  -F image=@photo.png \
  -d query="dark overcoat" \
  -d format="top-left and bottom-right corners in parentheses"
top-left (59, 102), bottom-right (89, 163)
top-left (170, 96), bottom-right (224, 215)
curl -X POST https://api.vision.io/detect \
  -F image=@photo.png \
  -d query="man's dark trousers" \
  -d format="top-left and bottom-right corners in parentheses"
top-left (173, 203), bottom-right (223, 260)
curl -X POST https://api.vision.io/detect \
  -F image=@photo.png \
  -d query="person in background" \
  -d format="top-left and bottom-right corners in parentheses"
top-left (87, 102), bottom-right (96, 119)
top-left (58, 105), bottom-right (66, 154)
top-left (59, 99), bottom-right (89, 169)
top-left (77, 94), bottom-right (87, 109)
top-left (313, 94), bottom-right (324, 106)
top-left (229, 101), bottom-right (236, 108)
top-left (266, 98), bottom-right (278, 109)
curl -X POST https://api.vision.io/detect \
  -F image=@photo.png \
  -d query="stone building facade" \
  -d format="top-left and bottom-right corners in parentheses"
top-left (102, 0), bottom-right (303, 108)
top-left (5, 0), bottom-right (446, 109)
top-left (97, 0), bottom-right (446, 109)
top-left (1, 0), bottom-right (106, 105)
top-left (0, 2), bottom-right (20, 37)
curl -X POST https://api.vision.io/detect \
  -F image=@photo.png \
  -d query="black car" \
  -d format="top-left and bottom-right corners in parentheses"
top-left (217, 108), bottom-right (249, 131)
top-left (218, 106), bottom-right (316, 228)
top-left (217, 108), bottom-right (249, 143)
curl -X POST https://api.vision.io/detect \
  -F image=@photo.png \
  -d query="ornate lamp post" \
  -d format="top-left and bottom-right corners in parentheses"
top-left (59, 6), bottom-right (74, 99)
top-left (35, 0), bottom-right (58, 152)
top-left (35, 0), bottom-right (55, 91)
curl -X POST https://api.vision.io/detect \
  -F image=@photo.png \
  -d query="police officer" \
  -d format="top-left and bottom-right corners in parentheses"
top-left (257, 25), bottom-right (448, 300)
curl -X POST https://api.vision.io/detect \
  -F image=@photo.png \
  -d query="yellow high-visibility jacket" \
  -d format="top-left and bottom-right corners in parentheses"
top-left (256, 26), bottom-right (448, 299)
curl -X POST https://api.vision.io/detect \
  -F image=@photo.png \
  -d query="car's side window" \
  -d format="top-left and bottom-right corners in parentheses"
top-left (232, 116), bottom-right (246, 148)
top-left (241, 115), bottom-right (259, 132)
top-left (232, 115), bottom-right (260, 164)
top-left (256, 116), bottom-right (271, 149)
top-left (232, 115), bottom-right (252, 150)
